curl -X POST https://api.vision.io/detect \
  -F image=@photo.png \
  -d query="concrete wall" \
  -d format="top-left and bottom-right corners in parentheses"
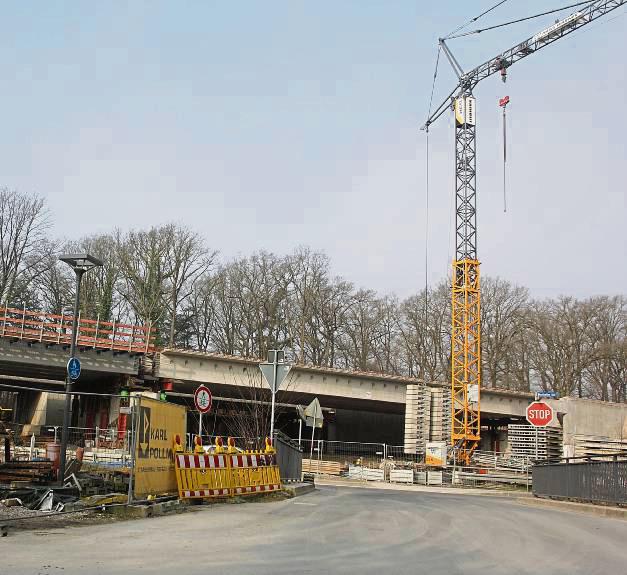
top-left (546, 397), bottom-right (627, 452)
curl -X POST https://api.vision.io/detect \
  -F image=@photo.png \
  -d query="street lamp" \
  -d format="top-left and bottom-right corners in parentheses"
top-left (57, 253), bottom-right (103, 482)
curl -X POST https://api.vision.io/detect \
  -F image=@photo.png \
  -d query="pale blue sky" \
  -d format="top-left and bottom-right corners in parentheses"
top-left (1, 1), bottom-right (625, 298)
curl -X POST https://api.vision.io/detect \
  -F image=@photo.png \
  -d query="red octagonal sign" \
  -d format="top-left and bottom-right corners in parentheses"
top-left (526, 401), bottom-right (553, 427)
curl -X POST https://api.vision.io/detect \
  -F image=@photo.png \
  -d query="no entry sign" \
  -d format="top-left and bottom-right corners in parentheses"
top-left (526, 401), bottom-right (553, 427)
top-left (194, 385), bottom-right (212, 414)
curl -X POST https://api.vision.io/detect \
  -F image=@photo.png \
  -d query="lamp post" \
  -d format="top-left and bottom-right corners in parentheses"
top-left (57, 253), bottom-right (103, 483)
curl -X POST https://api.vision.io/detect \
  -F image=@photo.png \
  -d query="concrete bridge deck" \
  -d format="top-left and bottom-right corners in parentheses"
top-left (156, 348), bottom-right (535, 421)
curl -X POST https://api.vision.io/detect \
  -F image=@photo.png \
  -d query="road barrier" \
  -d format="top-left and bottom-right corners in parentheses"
top-left (173, 435), bottom-right (281, 500)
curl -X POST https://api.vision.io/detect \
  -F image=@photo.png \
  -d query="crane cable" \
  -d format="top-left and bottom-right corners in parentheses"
top-left (445, 0), bottom-right (512, 39)
top-left (424, 46), bottom-right (441, 329)
top-left (447, 0), bottom-right (596, 39)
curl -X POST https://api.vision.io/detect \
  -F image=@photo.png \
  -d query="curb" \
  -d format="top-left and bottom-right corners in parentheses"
top-left (283, 483), bottom-right (316, 498)
top-left (517, 497), bottom-right (627, 520)
top-left (107, 499), bottom-right (184, 519)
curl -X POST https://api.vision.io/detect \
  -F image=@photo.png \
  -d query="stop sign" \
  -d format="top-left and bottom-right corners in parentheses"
top-left (526, 401), bottom-right (554, 427)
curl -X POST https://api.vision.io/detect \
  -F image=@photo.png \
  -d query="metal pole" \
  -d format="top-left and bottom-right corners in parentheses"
top-left (535, 426), bottom-right (538, 462)
top-left (298, 418), bottom-right (302, 447)
top-left (269, 353), bottom-right (278, 439)
top-left (128, 396), bottom-right (138, 504)
top-left (58, 269), bottom-right (84, 483)
top-left (198, 411), bottom-right (203, 440)
top-left (309, 423), bottom-right (315, 473)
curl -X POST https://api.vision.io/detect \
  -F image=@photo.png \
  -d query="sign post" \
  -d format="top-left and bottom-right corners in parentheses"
top-left (526, 401), bottom-right (554, 461)
top-left (259, 350), bottom-right (291, 440)
top-left (194, 384), bottom-right (212, 440)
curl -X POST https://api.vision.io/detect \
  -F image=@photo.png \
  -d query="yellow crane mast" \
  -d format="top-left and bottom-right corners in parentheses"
top-left (422, 1), bottom-right (626, 464)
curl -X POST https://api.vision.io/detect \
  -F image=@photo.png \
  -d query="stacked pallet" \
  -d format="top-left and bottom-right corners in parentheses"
top-left (573, 435), bottom-right (627, 458)
top-left (507, 424), bottom-right (562, 460)
top-left (429, 387), bottom-right (451, 443)
top-left (302, 459), bottom-right (345, 476)
top-left (0, 461), bottom-right (54, 484)
top-left (404, 383), bottom-right (429, 455)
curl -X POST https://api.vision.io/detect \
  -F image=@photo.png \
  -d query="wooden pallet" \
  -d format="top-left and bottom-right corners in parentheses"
top-left (302, 459), bottom-right (345, 475)
top-left (0, 461), bottom-right (54, 483)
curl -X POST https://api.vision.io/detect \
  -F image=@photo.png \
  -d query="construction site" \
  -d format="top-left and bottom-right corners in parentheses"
top-left (1, 2), bottom-right (626, 574)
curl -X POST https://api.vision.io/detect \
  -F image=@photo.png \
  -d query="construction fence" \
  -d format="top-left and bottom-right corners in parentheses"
top-left (2, 395), bottom-right (299, 503)
top-left (298, 439), bottom-right (532, 488)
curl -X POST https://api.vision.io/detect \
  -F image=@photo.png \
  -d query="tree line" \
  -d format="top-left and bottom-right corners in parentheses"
top-left (1, 189), bottom-right (625, 402)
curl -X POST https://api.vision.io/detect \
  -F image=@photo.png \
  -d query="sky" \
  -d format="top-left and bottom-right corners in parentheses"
top-left (0, 1), bottom-right (625, 300)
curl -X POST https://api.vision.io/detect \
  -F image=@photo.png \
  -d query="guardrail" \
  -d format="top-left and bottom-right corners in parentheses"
top-left (533, 453), bottom-right (627, 506)
top-left (0, 305), bottom-right (155, 353)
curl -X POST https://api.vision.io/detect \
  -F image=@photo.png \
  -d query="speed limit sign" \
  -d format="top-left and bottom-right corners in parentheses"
top-left (194, 385), bottom-right (212, 414)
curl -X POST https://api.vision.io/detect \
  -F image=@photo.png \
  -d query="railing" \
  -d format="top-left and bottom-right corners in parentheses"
top-left (273, 431), bottom-right (303, 483)
top-left (0, 305), bottom-right (155, 353)
top-left (533, 454), bottom-right (627, 506)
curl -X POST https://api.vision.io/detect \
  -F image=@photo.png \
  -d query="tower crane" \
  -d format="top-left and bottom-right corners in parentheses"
top-left (422, 0), bottom-right (626, 464)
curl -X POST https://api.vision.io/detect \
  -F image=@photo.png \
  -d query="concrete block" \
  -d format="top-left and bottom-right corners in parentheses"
top-left (283, 483), bottom-right (316, 497)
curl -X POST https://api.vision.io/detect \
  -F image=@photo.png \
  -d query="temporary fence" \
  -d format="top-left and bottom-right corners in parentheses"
top-left (295, 439), bottom-right (533, 489)
top-left (2, 394), bottom-right (194, 501)
top-left (533, 453), bottom-right (627, 506)
top-left (173, 435), bottom-right (281, 500)
top-left (4, 423), bottom-right (134, 467)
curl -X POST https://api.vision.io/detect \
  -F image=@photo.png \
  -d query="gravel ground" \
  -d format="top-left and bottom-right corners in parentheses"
top-left (1, 503), bottom-right (119, 531)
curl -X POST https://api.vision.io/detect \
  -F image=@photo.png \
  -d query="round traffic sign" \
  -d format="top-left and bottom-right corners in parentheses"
top-left (526, 401), bottom-right (553, 427)
top-left (67, 357), bottom-right (81, 381)
top-left (194, 385), bottom-right (212, 414)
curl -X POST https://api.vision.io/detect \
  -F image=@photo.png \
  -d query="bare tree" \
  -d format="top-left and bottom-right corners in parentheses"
top-left (0, 190), bottom-right (54, 306)
top-left (481, 277), bottom-right (529, 389)
top-left (117, 226), bottom-right (174, 337)
top-left (164, 224), bottom-right (217, 347)
top-left (584, 296), bottom-right (626, 402)
top-left (398, 282), bottom-right (450, 382)
top-left (284, 247), bottom-right (330, 363)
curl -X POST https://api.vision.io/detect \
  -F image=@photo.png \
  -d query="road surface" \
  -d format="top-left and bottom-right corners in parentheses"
top-left (4, 485), bottom-right (626, 574)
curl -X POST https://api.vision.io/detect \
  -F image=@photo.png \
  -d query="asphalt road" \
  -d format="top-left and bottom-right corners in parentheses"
top-left (3, 485), bottom-right (627, 575)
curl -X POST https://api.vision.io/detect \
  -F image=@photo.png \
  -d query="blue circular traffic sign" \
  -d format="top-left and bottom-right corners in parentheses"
top-left (67, 357), bottom-right (81, 380)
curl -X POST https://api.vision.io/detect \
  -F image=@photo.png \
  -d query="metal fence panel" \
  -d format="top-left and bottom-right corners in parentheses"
top-left (274, 432), bottom-right (302, 483)
top-left (533, 457), bottom-right (627, 505)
